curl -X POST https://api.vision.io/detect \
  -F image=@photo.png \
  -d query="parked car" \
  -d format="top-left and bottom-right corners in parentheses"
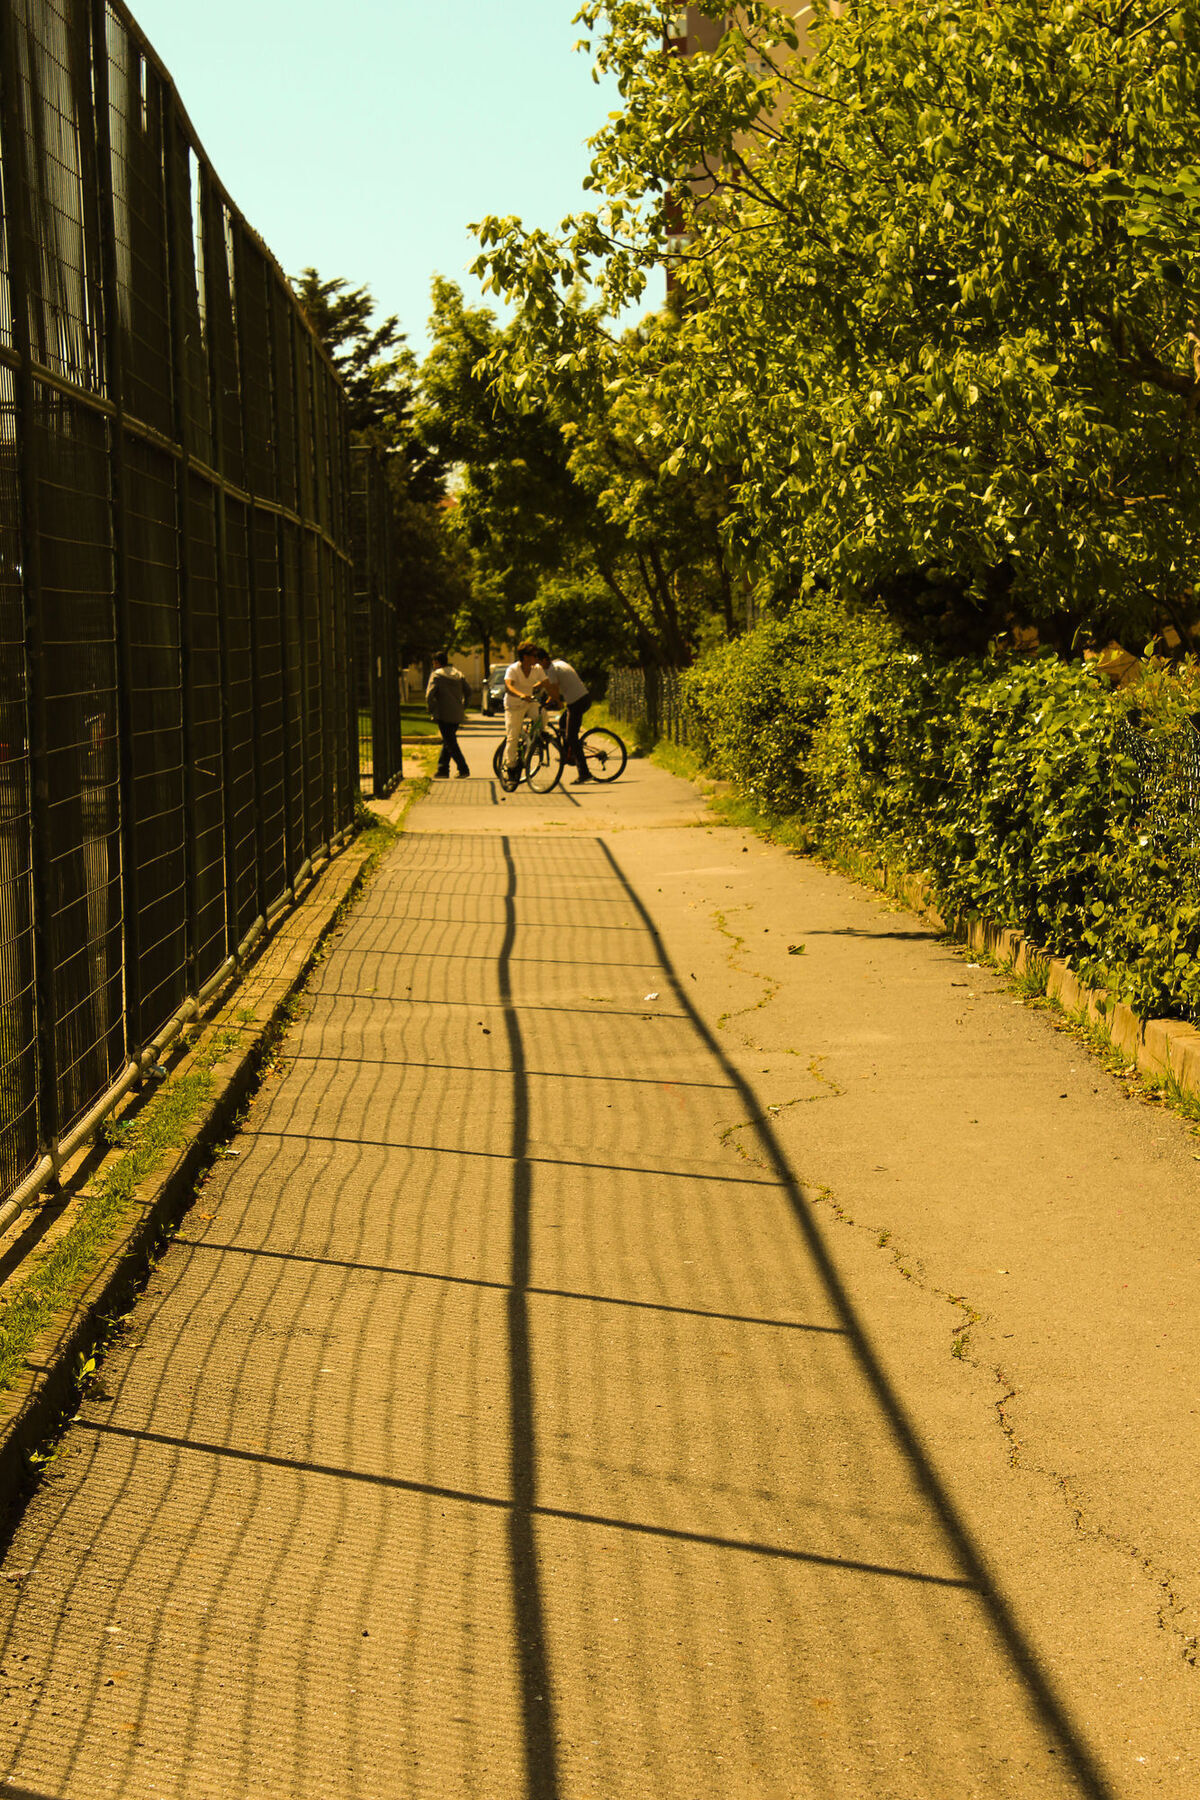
top-left (482, 663), bottom-right (509, 715)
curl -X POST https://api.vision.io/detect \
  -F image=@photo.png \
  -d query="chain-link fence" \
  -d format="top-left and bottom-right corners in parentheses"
top-left (351, 447), bottom-right (401, 796)
top-left (606, 666), bottom-right (693, 746)
top-left (0, 0), bottom-right (359, 1209)
top-left (1117, 719), bottom-right (1200, 850)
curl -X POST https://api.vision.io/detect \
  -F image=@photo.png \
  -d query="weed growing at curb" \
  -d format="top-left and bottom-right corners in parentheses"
top-left (0, 1026), bottom-right (240, 1394)
top-left (980, 944), bottom-right (1200, 1131)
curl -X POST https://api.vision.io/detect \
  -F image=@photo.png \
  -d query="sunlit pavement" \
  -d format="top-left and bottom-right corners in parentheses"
top-left (0, 731), bottom-right (1185, 1797)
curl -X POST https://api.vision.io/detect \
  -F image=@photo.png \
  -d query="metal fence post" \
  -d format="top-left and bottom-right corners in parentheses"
top-left (318, 381), bottom-right (336, 853)
top-left (263, 287), bottom-right (296, 891)
top-left (0, 0), bottom-right (61, 1164)
top-left (283, 310), bottom-right (308, 881)
top-left (199, 180), bottom-right (239, 957)
top-left (233, 232), bottom-right (268, 927)
top-left (89, 0), bottom-right (142, 1061)
top-left (163, 95), bottom-right (202, 1001)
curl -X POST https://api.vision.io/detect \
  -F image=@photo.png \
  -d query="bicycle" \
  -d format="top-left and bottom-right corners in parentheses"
top-left (573, 721), bottom-right (627, 782)
top-left (495, 702), bottom-right (564, 793)
top-left (493, 709), bottom-right (628, 790)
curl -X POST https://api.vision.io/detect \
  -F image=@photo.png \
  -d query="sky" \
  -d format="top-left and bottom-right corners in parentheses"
top-left (128, 0), bottom-right (626, 358)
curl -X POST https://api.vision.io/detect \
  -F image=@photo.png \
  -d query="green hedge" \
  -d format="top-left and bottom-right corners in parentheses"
top-left (684, 607), bottom-right (1200, 1023)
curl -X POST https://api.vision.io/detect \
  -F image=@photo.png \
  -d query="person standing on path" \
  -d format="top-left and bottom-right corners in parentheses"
top-left (502, 642), bottom-right (548, 780)
top-left (425, 650), bottom-right (471, 779)
top-left (536, 650), bottom-right (592, 783)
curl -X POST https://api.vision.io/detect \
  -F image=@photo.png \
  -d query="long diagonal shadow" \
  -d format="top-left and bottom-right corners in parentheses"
top-left (499, 836), bottom-right (562, 1800)
top-left (73, 1416), bottom-right (973, 1586)
top-left (594, 839), bottom-right (1115, 1800)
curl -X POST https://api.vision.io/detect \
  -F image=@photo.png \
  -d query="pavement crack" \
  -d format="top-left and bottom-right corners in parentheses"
top-left (994, 1369), bottom-right (1200, 1669)
top-left (718, 1059), bottom-right (847, 1165)
top-left (807, 1182), bottom-right (983, 1364)
top-left (712, 907), bottom-right (789, 1048)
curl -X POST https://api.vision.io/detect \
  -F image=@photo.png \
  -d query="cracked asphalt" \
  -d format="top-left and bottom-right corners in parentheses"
top-left (0, 724), bottom-right (1192, 1797)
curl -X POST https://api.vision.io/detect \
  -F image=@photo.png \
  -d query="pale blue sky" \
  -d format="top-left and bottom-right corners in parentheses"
top-left (129, 0), bottom-right (625, 357)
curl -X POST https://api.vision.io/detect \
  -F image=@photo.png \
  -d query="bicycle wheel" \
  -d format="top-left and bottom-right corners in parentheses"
top-left (579, 727), bottom-right (627, 782)
top-left (496, 739), bottom-right (524, 792)
top-left (526, 735), bottom-right (564, 793)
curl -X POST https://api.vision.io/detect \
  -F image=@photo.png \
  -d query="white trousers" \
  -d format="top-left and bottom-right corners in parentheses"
top-left (504, 698), bottom-right (538, 765)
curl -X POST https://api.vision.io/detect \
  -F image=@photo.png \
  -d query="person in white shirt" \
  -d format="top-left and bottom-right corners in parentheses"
top-left (536, 651), bottom-right (592, 782)
top-left (502, 642), bottom-right (548, 778)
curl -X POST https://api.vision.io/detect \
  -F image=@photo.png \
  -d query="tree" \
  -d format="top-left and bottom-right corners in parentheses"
top-left (420, 275), bottom-right (738, 666)
top-left (474, 0), bottom-right (1200, 652)
top-left (296, 266), bottom-right (468, 655)
top-left (523, 563), bottom-right (640, 685)
top-left (293, 268), bottom-right (412, 442)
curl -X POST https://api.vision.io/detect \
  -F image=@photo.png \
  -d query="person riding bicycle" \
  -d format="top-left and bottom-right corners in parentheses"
top-left (502, 642), bottom-right (549, 783)
top-left (535, 650), bottom-right (592, 784)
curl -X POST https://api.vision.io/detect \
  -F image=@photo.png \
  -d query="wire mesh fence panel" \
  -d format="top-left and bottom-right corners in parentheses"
top-left (661, 668), bottom-right (690, 745)
top-left (1118, 721), bottom-right (1200, 851)
top-left (252, 511), bottom-right (287, 907)
top-left (203, 187), bottom-right (242, 494)
top-left (606, 666), bottom-right (692, 746)
top-left (34, 385), bottom-right (124, 1132)
top-left (168, 124), bottom-right (212, 466)
top-left (222, 496), bottom-right (258, 946)
top-left (184, 472), bottom-right (226, 986)
top-left (235, 233), bottom-right (274, 504)
top-left (327, 543), bottom-right (343, 822)
top-left (354, 604), bottom-right (373, 791)
top-left (270, 276), bottom-right (298, 515)
top-left (335, 554), bottom-right (355, 825)
top-left (0, 0), bottom-right (356, 1205)
top-left (293, 322), bottom-right (315, 525)
top-left (0, 53), bottom-right (11, 354)
top-left (105, 6), bottom-right (172, 440)
top-left (279, 519), bottom-right (306, 876)
top-left (14, 0), bottom-right (104, 395)
top-left (319, 537), bottom-right (338, 840)
top-left (607, 668), bottom-right (647, 727)
top-left (380, 595), bottom-right (399, 785)
top-left (311, 359), bottom-right (330, 539)
top-left (0, 370), bottom-right (39, 1195)
top-left (121, 434), bottom-right (187, 1043)
top-left (302, 534), bottom-right (324, 857)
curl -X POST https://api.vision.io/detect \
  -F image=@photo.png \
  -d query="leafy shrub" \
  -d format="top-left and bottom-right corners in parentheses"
top-left (684, 604), bottom-right (1200, 1021)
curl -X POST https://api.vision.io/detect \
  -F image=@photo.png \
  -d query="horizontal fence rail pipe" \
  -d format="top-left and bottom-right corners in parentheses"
top-left (0, 0), bottom-right (360, 1217)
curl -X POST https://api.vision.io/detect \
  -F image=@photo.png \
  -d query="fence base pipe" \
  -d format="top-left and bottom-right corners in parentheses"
top-left (0, 1156), bottom-right (56, 1225)
top-left (0, 836), bottom-right (350, 1226)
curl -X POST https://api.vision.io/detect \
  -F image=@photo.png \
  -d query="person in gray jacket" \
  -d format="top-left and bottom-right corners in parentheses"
top-left (425, 651), bottom-right (471, 778)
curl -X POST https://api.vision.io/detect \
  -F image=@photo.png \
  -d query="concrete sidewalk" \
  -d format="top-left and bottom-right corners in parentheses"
top-left (0, 731), bottom-right (1192, 1797)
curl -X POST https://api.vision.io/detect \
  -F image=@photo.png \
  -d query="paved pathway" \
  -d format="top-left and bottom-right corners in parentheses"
top-left (0, 732), bottom-right (1193, 1796)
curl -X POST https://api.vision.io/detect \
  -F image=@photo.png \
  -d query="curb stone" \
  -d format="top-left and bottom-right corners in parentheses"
top-left (674, 757), bottom-right (1200, 1099)
top-left (0, 832), bottom-right (380, 1506)
top-left (875, 861), bottom-right (1200, 1099)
